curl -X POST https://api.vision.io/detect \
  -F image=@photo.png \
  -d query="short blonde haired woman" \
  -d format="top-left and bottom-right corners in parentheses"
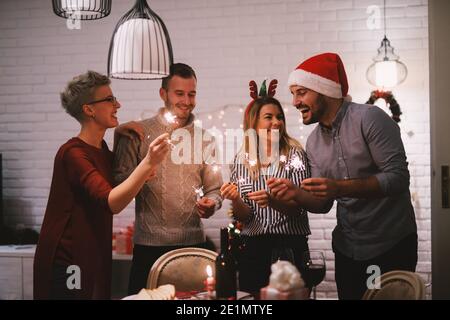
top-left (34, 71), bottom-right (169, 299)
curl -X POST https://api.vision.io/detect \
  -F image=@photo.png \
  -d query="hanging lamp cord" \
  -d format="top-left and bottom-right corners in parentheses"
top-left (384, 0), bottom-right (387, 38)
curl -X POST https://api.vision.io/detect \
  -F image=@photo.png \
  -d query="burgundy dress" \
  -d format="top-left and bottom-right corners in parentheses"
top-left (34, 137), bottom-right (114, 299)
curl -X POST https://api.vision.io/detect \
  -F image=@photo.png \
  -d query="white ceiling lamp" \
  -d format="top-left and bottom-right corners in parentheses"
top-left (107, 0), bottom-right (173, 80)
top-left (52, 0), bottom-right (111, 20)
top-left (366, 0), bottom-right (408, 89)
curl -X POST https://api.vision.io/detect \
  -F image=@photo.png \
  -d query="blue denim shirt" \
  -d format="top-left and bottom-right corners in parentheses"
top-left (306, 101), bottom-right (417, 260)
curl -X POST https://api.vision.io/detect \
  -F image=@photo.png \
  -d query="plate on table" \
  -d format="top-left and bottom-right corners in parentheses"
top-left (190, 291), bottom-right (253, 300)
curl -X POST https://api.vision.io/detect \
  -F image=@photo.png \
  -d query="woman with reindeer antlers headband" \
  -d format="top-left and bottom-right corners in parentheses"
top-left (220, 79), bottom-right (328, 294)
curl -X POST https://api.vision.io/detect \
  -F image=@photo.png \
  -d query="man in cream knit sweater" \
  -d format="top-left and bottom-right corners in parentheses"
top-left (113, 63), bottom-right (223, 295)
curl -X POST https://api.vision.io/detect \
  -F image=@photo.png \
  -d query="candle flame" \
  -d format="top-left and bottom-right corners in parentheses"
top-left (206, 265), bottom-right (213, 277)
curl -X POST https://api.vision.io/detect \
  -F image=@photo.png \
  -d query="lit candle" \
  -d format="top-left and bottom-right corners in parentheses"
top-left (205, 265), bottom-right (215, 296)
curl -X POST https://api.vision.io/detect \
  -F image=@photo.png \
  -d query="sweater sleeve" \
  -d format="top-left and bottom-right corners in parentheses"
top-left (200, 133), bottom-right (223, 210)
top-left (64, 147), bottom-right (113, 213)
top-left (202, 163), bottom-right (223, 210)
top-left (113, 134), bottom-right (141, 186)
top-left (230, 155), bottom-right (256, 216)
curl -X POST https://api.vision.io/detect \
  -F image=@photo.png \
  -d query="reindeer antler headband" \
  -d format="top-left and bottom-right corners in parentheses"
top-left (245, 79), bottom-right (278, 118)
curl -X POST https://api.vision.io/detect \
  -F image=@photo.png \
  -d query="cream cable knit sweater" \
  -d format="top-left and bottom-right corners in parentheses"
top-left (113, 108), bottom-right (223, 246)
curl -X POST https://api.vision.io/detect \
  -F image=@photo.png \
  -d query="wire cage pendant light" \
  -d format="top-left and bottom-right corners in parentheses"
top-left (52, 0), bottom-right (111, 20)
top-left (366, 0), bottom-right (408, 89)
top-left (107, 0), bottom-right (174, 80)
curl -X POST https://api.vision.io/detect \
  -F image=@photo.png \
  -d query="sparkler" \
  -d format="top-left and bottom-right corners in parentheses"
top-left (164, 111), bottom-right (177, 124)
top-left (164, 111), bottom-right (178, 149)
top-left (193, 185), bottom-right (204, 201)
top-left (279, 154), bottom-right (306, 172)
top-left (231, 177), bottom-right (252, 200)
top-left (212, 164), bottom-right (220, 174)
top-left (289, 154), bottom-right (305, 171)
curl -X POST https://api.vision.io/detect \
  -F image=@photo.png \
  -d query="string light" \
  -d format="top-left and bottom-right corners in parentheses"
top-left (194, 103), bottom-right (308, 154)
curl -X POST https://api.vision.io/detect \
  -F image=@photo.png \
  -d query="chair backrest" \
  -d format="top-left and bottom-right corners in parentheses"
top-left (362, 270), bottom-right (426, 300)
top-left (147, 247), bottom-right (218, 291)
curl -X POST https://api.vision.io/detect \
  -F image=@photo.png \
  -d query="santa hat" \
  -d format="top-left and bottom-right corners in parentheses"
top-left (287, 53), bottom-right (349, 99)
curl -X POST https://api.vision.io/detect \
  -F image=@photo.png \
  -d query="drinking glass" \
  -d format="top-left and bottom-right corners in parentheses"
top-left (301, 250), bottom-right (326, 299)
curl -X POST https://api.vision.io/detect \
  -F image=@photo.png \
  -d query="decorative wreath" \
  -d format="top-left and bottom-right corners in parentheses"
top-left (366, 90), bottom-right (402, 123)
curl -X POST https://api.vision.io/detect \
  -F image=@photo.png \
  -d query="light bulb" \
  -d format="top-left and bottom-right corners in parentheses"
top-left (375, 60), bottom-right (398, 88)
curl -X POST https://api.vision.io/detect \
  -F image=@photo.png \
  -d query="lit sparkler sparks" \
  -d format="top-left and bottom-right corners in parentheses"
top-left (212, 164), bottom-right (220, 173)
top-left (164, 111), bottom-right (177, 124)
top-left (193, 185), bottom-right (204, 201)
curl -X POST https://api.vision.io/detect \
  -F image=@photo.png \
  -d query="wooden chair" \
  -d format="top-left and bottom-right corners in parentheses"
top-left (147, 247), bottom-right (217, 292)
top-left (362, 270), bottom-right (426, 300)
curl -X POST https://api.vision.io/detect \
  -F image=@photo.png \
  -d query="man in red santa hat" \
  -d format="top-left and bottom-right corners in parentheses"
top-left (268, 53), bottom-right (418, 300)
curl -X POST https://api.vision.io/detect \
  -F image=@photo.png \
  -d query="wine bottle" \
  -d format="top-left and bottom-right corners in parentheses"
top-left (215, 227), bottom-right (237, 300)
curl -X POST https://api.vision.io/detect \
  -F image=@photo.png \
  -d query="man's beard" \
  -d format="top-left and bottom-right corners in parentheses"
top-left (302, 94), bottom-right (327, 125)
top-left (165, 101), bottom-right (194, 119)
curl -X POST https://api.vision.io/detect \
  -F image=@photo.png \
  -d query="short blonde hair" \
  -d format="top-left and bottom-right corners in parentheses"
top-left (60, 70), bottom-right (110, 122)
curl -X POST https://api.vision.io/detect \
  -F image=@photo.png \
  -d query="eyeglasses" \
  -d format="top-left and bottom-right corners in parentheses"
top-left (87, 96), bottom-right (118, 106)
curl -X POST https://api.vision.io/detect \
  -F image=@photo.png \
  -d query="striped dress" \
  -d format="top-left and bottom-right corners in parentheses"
top-left (230, 146), bottom-right (311, 237)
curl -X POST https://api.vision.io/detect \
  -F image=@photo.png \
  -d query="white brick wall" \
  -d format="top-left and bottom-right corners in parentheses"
top-left (0, 0), bottom-right (430, 298)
